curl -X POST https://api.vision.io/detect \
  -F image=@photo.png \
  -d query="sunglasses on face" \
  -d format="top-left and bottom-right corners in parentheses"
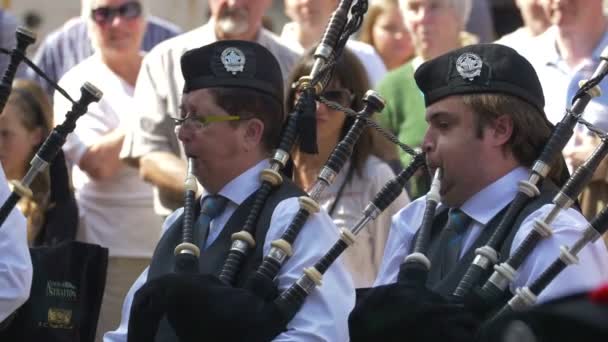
top-left (320, 89), bottom-right (355, 106)
top-left (90, 1), bottom-right (142, 24)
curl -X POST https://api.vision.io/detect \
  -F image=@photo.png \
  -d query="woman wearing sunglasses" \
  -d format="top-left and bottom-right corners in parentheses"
top-left (53, 1), bottom-right (162, 340)
top-left (286, 49), bottom-right (410, 288)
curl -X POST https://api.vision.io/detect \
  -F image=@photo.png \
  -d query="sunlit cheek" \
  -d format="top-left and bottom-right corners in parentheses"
top-left (374, 33), bottom-right (394, 51)
top-left (0, 140), bottom-right (26, 173)
top-left (325, 113), bottom-right (346, 136)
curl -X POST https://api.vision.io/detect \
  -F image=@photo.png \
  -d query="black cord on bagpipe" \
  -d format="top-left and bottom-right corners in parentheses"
top-left (0, 28), bottom-right (103, 229)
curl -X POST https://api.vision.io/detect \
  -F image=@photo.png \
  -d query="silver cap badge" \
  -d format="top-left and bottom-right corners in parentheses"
top-left (456, 53), bottom-right (482, 81)
top-left (221, 47), bottom-right (246, 75)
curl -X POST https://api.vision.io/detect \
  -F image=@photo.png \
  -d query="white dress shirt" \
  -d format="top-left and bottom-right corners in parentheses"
top-left (104, 159), bottom-right (355, 341)
top-left (0, 164), bottom-right (33, 322)
top-left (376, 167), bottom-right (608, 303)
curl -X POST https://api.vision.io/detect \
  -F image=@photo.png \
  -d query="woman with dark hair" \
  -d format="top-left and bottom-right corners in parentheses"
top-left (0, 79), bottom-right (78, 246)
top-left (287, 49), bottom-right (410, 288)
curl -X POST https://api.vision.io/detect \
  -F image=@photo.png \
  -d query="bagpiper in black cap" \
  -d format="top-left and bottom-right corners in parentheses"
top-left (180, 40), bottom-right (284, 109)
top-left (414, 44), bottom-right (545, 114)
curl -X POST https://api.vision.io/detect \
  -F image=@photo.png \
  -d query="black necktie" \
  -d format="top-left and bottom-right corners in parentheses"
top-left (440, 208), bottom-right (472, 277)
top-left (196, 195), bottom-right (228, 250)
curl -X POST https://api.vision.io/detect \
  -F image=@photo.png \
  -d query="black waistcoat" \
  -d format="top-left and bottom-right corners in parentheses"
top-left (414, 180), bottom-right (560, 305)
top-left (147, 179), bottom-right (304, 341)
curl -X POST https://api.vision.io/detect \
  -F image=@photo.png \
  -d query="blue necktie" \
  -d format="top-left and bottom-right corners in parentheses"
top-left (196, 195), bottom-right (228, 250)
top-left (441, 208), bottom-right (472, 277)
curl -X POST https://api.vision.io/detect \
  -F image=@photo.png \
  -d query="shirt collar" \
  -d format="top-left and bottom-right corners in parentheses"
top-left (200, 159), bottom-right (270, 207)
top-left (438, 167), bottom-right (529, 226)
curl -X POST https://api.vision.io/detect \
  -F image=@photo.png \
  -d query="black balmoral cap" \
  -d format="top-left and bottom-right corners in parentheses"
top-left (181, 40), bottom-right (284, 106)
top-left (414, 44), bottom-right (545, 113)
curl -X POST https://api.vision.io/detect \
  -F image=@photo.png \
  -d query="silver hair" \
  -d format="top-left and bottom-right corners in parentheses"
top-left (398, 0), bottom-right (472, 27)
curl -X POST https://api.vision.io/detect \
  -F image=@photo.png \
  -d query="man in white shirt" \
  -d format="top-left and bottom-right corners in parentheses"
top-left (0, 164), bottom-right (32, 325)
top-left (349, 43), bottom-right (608, 341)
top-left (105, 40), bottom-right (354, 342)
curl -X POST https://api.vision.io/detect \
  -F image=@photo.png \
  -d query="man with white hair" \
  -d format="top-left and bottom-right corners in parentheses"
top-left (120, 0), bottom-right (300, 218)
top-left (376, 0), bottom-right (476, 199)
top-left (26, 0), bottom-right (180, 98)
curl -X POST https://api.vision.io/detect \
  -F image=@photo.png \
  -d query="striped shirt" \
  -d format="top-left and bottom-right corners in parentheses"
top-left (25, 15), bottom-right (181, 97)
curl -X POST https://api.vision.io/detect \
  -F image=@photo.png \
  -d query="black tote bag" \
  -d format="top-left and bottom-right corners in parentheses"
top-left (0, 240), bottom-right (108, 342)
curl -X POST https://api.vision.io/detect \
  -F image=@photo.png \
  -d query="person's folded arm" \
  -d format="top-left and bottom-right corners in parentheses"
top-left (78, 128), bottom-right (126, 180)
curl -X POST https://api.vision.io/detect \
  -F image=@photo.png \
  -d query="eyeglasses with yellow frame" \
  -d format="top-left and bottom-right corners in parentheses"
top-left (172, 115), bottom-right (244, 130)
